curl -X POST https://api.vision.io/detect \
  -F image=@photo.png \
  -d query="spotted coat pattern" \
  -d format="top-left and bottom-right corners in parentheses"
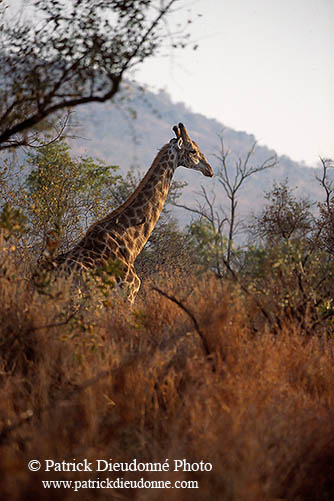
top-left (53, 123), bottom-right (213, 303)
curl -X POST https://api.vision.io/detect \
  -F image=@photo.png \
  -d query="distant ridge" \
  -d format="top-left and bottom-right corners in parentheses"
top-left (69, 83), bottom-right (324, 225)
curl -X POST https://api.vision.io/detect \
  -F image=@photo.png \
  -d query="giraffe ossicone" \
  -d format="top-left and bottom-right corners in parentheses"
top-left (52, 123), bottom-right (213, 303)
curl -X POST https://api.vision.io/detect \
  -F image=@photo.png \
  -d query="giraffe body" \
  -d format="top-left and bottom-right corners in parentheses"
top-left (52, 123), bottom-right (213, 303)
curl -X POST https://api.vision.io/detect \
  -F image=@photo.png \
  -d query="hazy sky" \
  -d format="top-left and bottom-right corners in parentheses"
top-left (135, 0), bottom-right (333, 166)
top-left (5, 0), bottom-right (333, 166)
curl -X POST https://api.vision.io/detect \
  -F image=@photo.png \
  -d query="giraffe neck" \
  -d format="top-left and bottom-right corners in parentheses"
top-left (106, 143), bottom-right (177, 262)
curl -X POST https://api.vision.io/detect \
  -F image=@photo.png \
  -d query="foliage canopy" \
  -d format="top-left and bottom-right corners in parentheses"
top-left (0, 0), bottom-right (188, 149)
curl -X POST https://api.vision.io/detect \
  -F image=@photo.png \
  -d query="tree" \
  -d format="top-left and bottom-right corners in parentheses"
top-left (0, 0), bottom-right (191, 150)
top-left (250, 180), bottom-right (313, 244)
top-left (0, 140), bottom-right (120, 254)
top-left (176, 133), bottom-right (277, 273)
top-left (214, 134), bottom-right (277, 265)
top-left (315, 158), bottom-right (334, 255)
top-left (242, 165), bottom-right (334, 335)
top-left (180, 186), bottom-right (227, 276)
top-left (187, 216), bottom-right (227, 276)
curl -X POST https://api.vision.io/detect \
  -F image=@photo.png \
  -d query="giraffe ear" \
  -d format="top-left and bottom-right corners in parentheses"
top-left (173, 125), bottom-right (181, 138)
top-left (177, 137), bottom-right (183, 150)
top-left (178, 123), bottom-right (191, 144)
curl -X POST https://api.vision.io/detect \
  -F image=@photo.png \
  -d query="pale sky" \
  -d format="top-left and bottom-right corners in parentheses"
top-left (135, 0), bottom-right (333, 166)
top-left (5, 0), bottom-right (334, 166)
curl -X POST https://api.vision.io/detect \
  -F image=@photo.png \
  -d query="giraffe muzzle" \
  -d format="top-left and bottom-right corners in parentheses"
top-left (202, 163), bottom-right (214, 177)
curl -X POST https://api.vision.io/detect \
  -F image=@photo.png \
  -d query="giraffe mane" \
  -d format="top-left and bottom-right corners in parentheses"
top-left (90, 143), bottom-right (171, 228)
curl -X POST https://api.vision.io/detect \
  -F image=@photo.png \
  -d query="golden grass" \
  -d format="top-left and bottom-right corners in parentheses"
top-left (1, 247), bottom-right (334, 500)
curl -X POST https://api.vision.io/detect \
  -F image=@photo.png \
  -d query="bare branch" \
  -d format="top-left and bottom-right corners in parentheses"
top-left (152, 286), bottom-right (211, 357)
top-left (0, 0), bottom-right (187, 150)
top-left (315, 157), bottom-right (334, 210)
top-left (174, 202), bottom-right (214, 223)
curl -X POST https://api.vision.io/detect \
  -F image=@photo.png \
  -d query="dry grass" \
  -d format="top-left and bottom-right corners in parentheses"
top-left (1, 246), bottom-right (334, 500)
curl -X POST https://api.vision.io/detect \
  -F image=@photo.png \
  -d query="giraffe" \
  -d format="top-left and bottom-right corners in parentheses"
top-left (51, 123), bottom-right (213, 303)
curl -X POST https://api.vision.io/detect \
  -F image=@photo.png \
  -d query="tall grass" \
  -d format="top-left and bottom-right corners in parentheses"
top-left (1, 244), bottom-right (334, 500)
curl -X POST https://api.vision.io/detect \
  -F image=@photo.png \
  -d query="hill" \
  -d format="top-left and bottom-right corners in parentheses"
top-left (69, 84), bottom-right (325, 225)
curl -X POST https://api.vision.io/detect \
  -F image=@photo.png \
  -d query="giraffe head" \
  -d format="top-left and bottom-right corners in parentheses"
top-left (170, 122), bottom-right (213, 177)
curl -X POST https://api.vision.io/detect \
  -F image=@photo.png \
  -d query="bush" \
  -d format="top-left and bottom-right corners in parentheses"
top-left (1, 243), bottom-right (334, 500)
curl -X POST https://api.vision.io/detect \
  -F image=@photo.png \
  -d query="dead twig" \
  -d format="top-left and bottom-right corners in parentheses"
top-left (152, 286), bottom-right (211, 356)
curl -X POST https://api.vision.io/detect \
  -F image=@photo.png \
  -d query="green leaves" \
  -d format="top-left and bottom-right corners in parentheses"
top-left (187, 218), bottom-right (228, 272)
top-left (1, 140), bottom-right (120, 253)
top-left (253, 180), bottom-right (313, 243)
